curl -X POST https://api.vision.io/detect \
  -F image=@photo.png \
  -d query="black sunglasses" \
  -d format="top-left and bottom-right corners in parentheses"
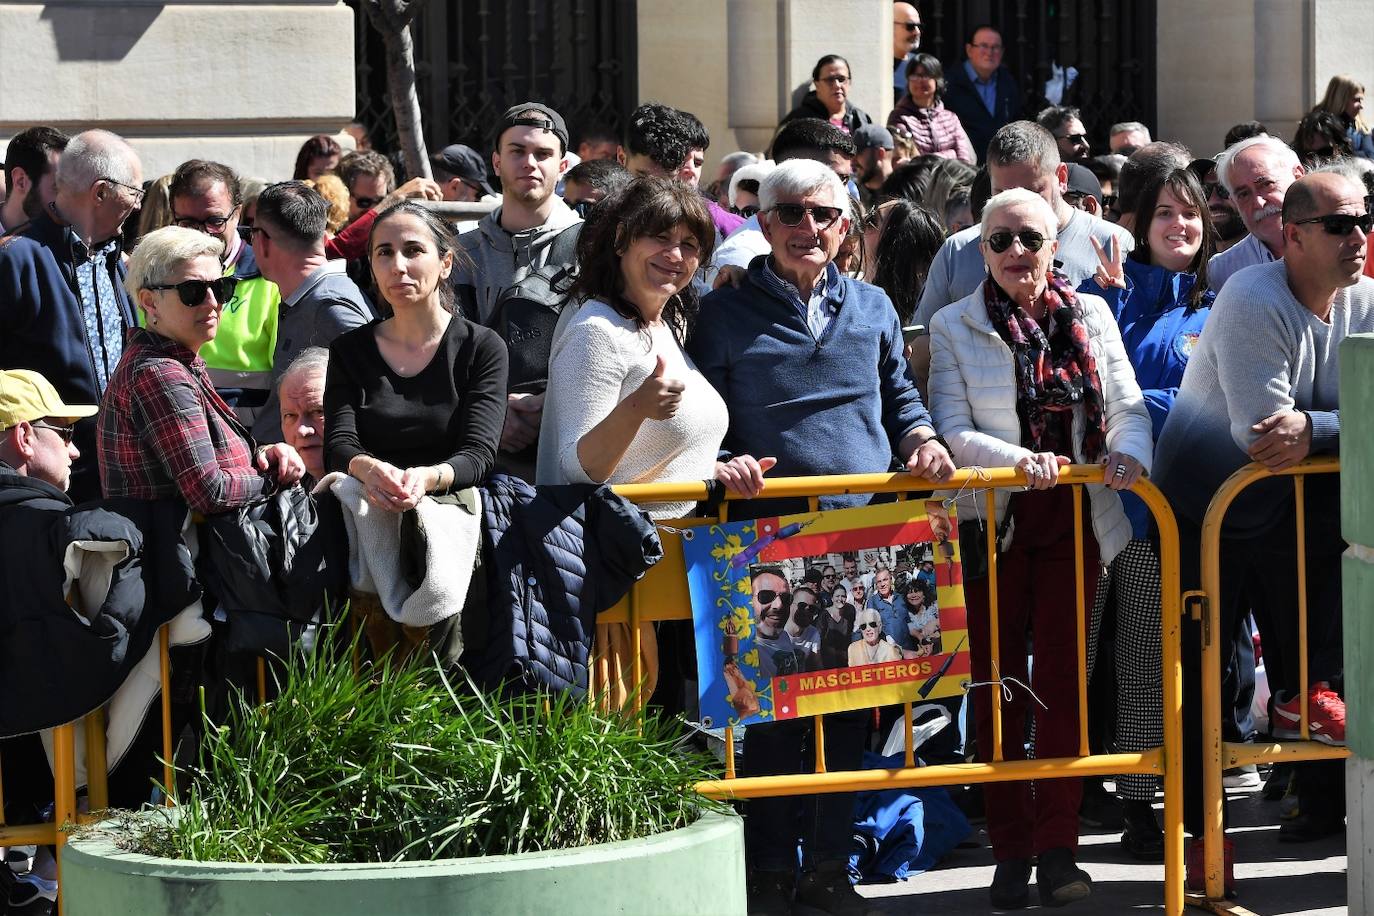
top-left (145, 276), bottom-right (239, 307)
top-left (1203, 182), bottom-right (1230, 201)
top-left (32, 420), bottom-right (75, 444)
top-left (859, 620), bottom-right (881, 630)
top-left (1059, 133), bottom-right (1089, 145)
top-left (1102, 193), bottom-right (1119, 210)
top-left (792, 600), bottom-right (817, 615)
top-left (1291, 212), bottom-right (1373, 236)
top-left (754, 590), bottom-right (792, 607)
top-left (770, 203), bottom-right (843, 228)
top-left (352, 195), bottom-right (384, 210)
top-left (984, 229), bottom-right (1048, 253)
top-left (894, 20), bottom-right (919, 32)
top-left (732, 204), bottom-right (761, 219)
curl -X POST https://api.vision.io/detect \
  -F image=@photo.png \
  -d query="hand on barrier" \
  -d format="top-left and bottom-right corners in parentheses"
top-left (714, 455), bottom-right (777, 498)
top-left (258, 442), bottom-right (306, 487)
top-left (631, 355), bottom-right (685, 421)
top-left (1101, 451), bottom-right (1144, 491)
top-left (1247, 409), bottom-right (1312, 471)
top-left (906, 436), bottom-right (955, 482)
top-left (1016, 451), bottom-right (1069, 489)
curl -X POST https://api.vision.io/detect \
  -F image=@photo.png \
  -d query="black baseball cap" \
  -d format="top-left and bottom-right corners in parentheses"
top-left (432, 144), bottom-right (495, 196)
top-left (496, 102), bottom-right (569, 155)
top-left (1064, 162), bottom-right (1103, 207)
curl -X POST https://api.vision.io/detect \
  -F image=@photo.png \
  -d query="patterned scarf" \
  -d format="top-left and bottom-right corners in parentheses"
top-left (983, 270), bottom-right (1107, 461)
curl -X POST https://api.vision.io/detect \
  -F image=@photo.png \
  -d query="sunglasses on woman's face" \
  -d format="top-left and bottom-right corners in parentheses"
top-left (145, 276), bottom-right (239, 307)
top-left (770, 203), bottom-right (843, 229)
top-left (754, 590), bottom-right (792, 607)
top-left (859, 621), bottom-right (881, 630)
top-left (984, 229), bottom-right (1048, 254)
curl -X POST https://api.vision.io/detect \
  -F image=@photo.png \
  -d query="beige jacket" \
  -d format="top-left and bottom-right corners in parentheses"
top-left (928, 285), bottom-right (1153, 564)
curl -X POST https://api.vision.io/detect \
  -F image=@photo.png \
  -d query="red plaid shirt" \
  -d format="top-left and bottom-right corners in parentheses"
top-left (98, 328), bottom-right (272, 514)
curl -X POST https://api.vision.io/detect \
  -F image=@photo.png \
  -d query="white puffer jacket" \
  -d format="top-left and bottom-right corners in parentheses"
top-left (928, 285), bottom-right (1153, 564)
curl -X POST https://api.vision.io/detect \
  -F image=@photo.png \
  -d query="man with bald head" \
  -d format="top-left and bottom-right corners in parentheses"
top-left (0, 129), bottom-right (143, 500)
top-left (892, 2), bottom-right (922, 93)
top-left (1208, 135), bottom-right (1306, 292)
top-left (1156, 167), bottom-right (1373, 843)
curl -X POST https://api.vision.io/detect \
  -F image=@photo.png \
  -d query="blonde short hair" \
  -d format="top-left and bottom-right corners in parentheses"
top-left (124, 226), bottom-right (225, 300)
top-left (307, 174), bottom-right (351, 235)
top-left (980, 188), bottom-right (1059, 240)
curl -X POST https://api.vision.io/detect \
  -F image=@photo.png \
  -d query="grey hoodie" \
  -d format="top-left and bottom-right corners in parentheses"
top-left (451, 198), bottom-right (582, 323)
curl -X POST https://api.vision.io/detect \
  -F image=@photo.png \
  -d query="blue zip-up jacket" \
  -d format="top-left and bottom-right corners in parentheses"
top-left (0, 212), bottom-right (133, 501)
top-left (1079, 257), bottom-right (1213, 537)
top-left (689, 256), bottom-right (934, 515)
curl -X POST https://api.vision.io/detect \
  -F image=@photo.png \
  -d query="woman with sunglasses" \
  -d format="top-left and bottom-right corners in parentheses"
top-left (887, 54), bottom-right (975, 164)
top-left (98, 226), bottom-right (305, 514)
top-left (1079, 167), bottom-right (1215, 860)
top-left (780, 54), bottom-right (873, 135)
top-left (928, 188), bottom-right (1152, 909)
top-left (847, 608), bottom-right (902, 667)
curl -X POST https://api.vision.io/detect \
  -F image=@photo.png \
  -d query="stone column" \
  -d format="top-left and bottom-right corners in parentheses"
top-left (1156, 0), bottom-right (1374, 158)
top-left (1344, 333), bottom-right (1374, 913)
top-left (639, 0), bottom-right (889, 171)
top-left (0, 0), bottom-right (356, 181)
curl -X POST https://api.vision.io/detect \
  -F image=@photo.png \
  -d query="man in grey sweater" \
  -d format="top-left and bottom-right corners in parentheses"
top-left (451, 103), bottom-right (581, 474)
top-left (250, 181), bottom-right (374, 444)
top-left (1156, 169), bottom-right (1372, 843)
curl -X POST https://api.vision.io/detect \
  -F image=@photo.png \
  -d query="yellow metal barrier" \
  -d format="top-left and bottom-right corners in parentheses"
top-left (1191, 457), bottom-right (1346, 911)
top-left (608, 465), bottom-right (1186, 916)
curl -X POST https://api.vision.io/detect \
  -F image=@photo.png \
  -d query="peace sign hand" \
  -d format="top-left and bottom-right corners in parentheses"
top-left (1090, 235), bottom-right (1126, 290)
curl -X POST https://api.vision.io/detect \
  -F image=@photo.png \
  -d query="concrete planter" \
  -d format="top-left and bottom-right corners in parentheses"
top-left (62, 810), bottom-right (745, 916)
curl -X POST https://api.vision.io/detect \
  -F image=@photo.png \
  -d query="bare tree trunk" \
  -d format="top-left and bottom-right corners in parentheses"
top-left (361, 0), bottom-right (431, 180)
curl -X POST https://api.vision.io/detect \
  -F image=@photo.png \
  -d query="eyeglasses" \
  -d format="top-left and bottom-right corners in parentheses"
top-left (754, 590), bottom-right (792, 607)
top-left (1102, 193), bottom-right (1119, 210)
top-left (144, 276), bottom-right (239, 307)
top-left (236, 224), bottom-right (271, 244)
top-left (1058, 133), bottom-right (1089, 146)
top-left (819, 75), bottom-right (850, 86)
top-left (173, 206), bottom-right (239, 233)
top-left (969, 42), bottom-right (1003, 52)
top-left (1291, 212), bottom-right (1374, 235)
top-left (859, 621), bottom-right (881, 630)
top-left (1062, 191), bottom-right (1089, 206)
top-left (792, 601), bottom-right (816, 614)
top-left (731, 204), bottom-right (760, 219)
top-left (893, 20), bottom-right (920, 32)
top-left (769, 203), bottom-right (844, 228)
top-left (32, 421), bottom-right (75, 444)
top-left (984, 229), bottom-right (1048, 253)
top-left (352, 195), bottom-right (384, 210)
top-left (99, 177), bottom-right (146, 205)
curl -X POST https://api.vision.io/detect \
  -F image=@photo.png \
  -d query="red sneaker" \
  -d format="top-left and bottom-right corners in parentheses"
top-left (1272, 681), bottom-right (1346, 745)
top-left (1186, 837), bottom-right (1235, 899)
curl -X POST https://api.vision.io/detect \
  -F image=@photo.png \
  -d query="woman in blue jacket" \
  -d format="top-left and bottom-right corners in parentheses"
top-left (1080, 167), bottom-right (1215, 861)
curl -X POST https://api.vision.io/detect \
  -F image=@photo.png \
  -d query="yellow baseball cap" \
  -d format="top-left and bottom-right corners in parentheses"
top-left (0, 369), bottom-right (99, 430)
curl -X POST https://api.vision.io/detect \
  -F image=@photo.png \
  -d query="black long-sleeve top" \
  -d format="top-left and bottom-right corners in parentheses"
top-left (324, 316), bottom-right (509, 489)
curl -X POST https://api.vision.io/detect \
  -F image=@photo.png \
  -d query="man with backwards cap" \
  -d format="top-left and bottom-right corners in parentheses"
top-left (853, 124), bottom-right (895, 207)
top-left (451, 102), bottom-right (582, 475)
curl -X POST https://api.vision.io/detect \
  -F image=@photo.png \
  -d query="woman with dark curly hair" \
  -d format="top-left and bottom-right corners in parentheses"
top-left (542, 177), bottom-right (773, 516)
top-left (1291, 109), bottom-right (1355, 168)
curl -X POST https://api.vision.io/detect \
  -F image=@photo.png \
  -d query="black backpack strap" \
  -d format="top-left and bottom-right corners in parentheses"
top-left (547, 222), bottom-right (582, 267)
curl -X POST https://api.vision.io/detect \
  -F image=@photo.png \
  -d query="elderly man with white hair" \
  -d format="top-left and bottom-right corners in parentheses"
top-left (0, 128), bottom-right (143, 500)
top-left (1207, 134), bottom-right (1306, 292)
top-left (929, 186), bottom-right (1151, 910)
top-left (689, 156), bottom-right (952, 915)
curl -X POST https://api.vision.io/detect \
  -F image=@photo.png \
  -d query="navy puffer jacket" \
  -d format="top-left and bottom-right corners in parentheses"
top-left (467, 475), bottom-right (662, 696)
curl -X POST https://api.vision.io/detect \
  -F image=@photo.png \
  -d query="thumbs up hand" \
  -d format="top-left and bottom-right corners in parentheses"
top-left (632, 354), bottom-right (686, 420)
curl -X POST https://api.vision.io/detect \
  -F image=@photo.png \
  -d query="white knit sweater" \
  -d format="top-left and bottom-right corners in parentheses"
top-left (544, 300), bottom-right (728, 518)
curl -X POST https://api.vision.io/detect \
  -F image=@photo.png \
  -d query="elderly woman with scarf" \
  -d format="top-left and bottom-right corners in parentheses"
top-left (928, 187), bottom-right (1152, 910)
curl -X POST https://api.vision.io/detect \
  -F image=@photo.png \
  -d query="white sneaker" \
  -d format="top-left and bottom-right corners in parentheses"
top-left (1222, 765), bottom-right (1261, 789)
top-left (4, 845), bottom-right (34, 875)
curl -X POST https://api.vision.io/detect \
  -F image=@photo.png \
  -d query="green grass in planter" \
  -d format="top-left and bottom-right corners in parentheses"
top-left (125, 634), bottom-right (725, 864)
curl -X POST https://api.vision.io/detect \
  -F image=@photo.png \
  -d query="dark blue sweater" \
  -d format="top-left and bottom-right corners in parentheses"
top-left (688, 257), bottom-right (934, 512)
top-left (0, 213), bottom-right (133, 501)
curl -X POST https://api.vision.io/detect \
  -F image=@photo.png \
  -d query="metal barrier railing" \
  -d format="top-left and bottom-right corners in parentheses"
top-left (607, 465), bottom-right (1186, 916)
top-left (1190, 456), bottom-right (1346, 910)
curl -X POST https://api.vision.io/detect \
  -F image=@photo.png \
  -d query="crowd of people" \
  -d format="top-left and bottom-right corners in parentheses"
top-left (0, 5), bottom-right (1370, 914)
